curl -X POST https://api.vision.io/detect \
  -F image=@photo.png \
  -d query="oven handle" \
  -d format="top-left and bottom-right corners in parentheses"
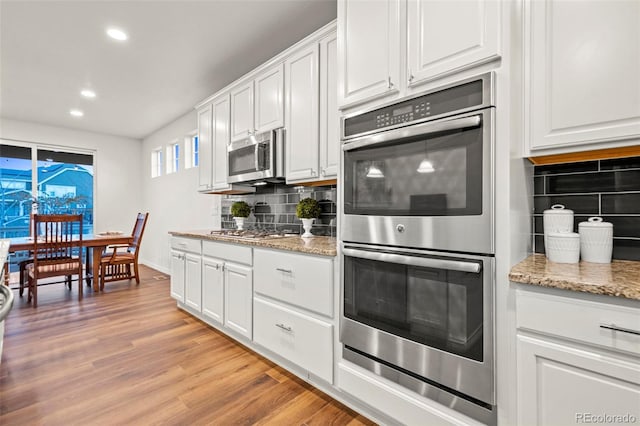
top-left (342, 247), bottom-right (482, 274)
top-left (342, 115), bottom-right (482, 151)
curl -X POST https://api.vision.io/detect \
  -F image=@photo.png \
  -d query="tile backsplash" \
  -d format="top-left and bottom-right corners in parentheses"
top-left (533, 156), bottom-right (640, 261)
top-left (221, 183), bottom-right (336, 237)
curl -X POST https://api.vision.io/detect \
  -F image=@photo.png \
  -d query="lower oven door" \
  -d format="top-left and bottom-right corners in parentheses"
top-left (340, 243), bottom-right (494, 407)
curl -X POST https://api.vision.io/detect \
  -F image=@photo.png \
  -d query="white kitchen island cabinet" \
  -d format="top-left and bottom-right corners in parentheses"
top-left (524, 0), bottom-right (640, 155)
top-left (516, 287), bottom-right (640, 425)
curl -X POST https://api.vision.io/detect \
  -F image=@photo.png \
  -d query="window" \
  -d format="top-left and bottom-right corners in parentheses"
top-left (165, 141), bottom-right (180, 174)
top-left (184, 132), bottom-right (199, 169)
top-left (1, 144), bottom-right (95, 277)
top-left (151, 148), bottom-right (163, 178)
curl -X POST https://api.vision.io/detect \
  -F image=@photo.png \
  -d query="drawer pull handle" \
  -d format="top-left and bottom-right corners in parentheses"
top-left (276, 268), bottom-right (292, 274)
top-left (600, 323), bottom-right (640, 336)
top-left (275, 323), bottom-right (292, 332)
top-left (178, 243), bottom-right (187, 247)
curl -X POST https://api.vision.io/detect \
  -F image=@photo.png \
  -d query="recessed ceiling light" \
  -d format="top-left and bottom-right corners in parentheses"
top-left (107, 28), bottom-right (128, 41)
top-left (70, 109), bottom-right (84, 117)
top-left (81, 89), bottom-right (96, 98)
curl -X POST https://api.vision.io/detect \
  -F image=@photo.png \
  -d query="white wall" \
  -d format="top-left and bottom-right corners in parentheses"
top-left (0, 117), bottom-right (142, 235)
top-left (139, 110), bottom-right (221, 273)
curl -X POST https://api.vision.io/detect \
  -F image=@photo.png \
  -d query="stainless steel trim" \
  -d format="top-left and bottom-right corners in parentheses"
top-left (276, 323), bottom-right (292, 332)
top-left (276, 268), bottom-right (292, 274)
top-left (0, 283), bottom-right (15, 323)
top-left (341, 72), bottom-right (494, 141)
top-left (343, 347), bottom-right (496, 426)
top-left (342, 115), bottom-right (481, 152)
top-left (254, 144), bottom-right (259, 170)
top-left (342, 246), bottom-right (481, 273)
top-left (600, 323), bottom-right (640, 336)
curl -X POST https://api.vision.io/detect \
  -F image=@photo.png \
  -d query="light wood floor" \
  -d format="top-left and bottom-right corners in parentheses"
top-left (0, 265), bottom-right (375, 425)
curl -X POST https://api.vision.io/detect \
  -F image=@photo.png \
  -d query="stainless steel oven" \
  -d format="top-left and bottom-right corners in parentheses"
top-left (340, 74), bottom-right (496, 425)
top-left (227, 128), bottom-right (284, 183)
top-left (341, 73), bottom-right (494, 255)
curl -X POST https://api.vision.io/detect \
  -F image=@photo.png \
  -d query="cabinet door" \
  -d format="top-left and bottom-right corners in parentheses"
top-left (407, 0), bottom-right (500, 87)
top-left (212, 94), bottom-right (231, 190)
top-left (224, 262), bottom-right (253, 339)
top-left (337, 0), bottom-right (400, 108)
top-left (517, 334), bottom-right (640, 426)
top-left (184, 253), bottom-right (202, 312)
top-left (526, 0), bottom-right (640, 151)
top-left (196, 104), bottom-right (213, 191)
top-left (255, 63), bottom-right (284, 133)
top-left (202, 256), bottom-right (224, 325)
top-left (319, 33), bottom-right (339, 179)
top-left (285, 44), bottom-right (320, 183)
top-left (230, 81), bottom-right (254, 142)
top-left (170, 249), bottom-right (185, 302)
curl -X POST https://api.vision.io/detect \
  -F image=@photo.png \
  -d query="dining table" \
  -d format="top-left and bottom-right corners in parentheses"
top-left (6, 233), bottom-right (134, 292)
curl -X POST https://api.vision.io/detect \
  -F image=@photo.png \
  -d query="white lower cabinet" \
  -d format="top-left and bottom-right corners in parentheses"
top-left (170, 249), bottom-right (185, 303)
top-left (170, 237), bottom-right (202, 305)
top-left (517, 333), bottom-right (640, 426)
top-left (224, 262), bottom-right (253, 339)
top-left (202, 256), bottom-right (224, 325)
top-left (516, 288), bottom-right (640, 425)
top-left (254, 297), bottom-right (333, 383)
top-left (184, 253), bottom-right (202, 312)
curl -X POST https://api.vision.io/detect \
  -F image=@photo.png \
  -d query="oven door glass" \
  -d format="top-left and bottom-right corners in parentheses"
top-left (343, 118), bottom-right (483, 216)
top-left (343, 249), bottom-right (484, 362)
top-left (228, 142), bottom-right (270, 178)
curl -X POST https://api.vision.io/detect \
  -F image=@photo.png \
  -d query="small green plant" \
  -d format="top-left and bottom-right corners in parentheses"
top-left (231, 201), bottom-right (251, 218)
top-left (296, 198), bottom-right (321, 219)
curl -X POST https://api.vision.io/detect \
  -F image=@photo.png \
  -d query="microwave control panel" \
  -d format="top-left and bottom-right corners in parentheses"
top-left (343, 79), bottom-right (483, 139)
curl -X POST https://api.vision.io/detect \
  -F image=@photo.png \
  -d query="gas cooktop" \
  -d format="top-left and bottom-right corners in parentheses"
top-left (209, 229), bottom-right (293, 240)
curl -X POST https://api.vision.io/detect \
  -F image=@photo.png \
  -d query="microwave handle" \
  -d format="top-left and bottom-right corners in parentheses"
top-left (342, 247), bottom-right (481, 274)
top-left (342, 115), bottom-right (481, 152)
top-left (254, 144), bottom-right (260, 170)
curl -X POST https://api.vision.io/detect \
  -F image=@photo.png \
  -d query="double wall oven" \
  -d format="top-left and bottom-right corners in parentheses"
top-left (340, 73), bottom-right (496, 424)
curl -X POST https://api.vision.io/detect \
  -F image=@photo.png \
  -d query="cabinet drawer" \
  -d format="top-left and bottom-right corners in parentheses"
top-left (203, 240), bottom-right (252, 265)
top-left (254, 248), bottom-right (333, 317)
top-left (170, 237), bottom-right (201, 254)
top-left (254, 297), bottom-right (333, 383)
top-left (517, 289), bottom-right (640, 356)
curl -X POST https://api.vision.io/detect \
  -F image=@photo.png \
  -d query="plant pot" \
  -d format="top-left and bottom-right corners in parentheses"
top-left (301, 218), bottom-right (314, 238)
top-left (234, 217), bottom-right (246, 230)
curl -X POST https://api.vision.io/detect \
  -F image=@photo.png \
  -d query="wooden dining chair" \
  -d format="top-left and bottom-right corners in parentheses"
top-left (99, 212), bottom-right (149, 290)
top-left (25, 214), bottom-right (83, 308)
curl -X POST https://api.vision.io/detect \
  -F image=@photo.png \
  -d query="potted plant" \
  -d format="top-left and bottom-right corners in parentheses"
top-left (296, 197), bottom-right (321, 238)
top-left (230, 201), bottom-right (251, 230)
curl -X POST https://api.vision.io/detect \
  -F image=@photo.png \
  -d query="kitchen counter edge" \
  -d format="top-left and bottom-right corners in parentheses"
top-left (169, 231), bottom-right (337, 257)
top-left (509, 253), bottom-right (640, 301)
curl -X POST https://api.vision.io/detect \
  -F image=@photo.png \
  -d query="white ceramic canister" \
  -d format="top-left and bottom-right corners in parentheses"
top-left (543, 204), bottom-right (574, 248)
top-left (579, 217), bottom-right (613, 263)
top-left (546, 232), bottom-right (580, 263)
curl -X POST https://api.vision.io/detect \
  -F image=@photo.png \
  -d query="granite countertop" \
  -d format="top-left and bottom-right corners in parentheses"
top-left (169, 230), bottom-right (337, 257)
top-left (509, 254), bottom-right (640, 301)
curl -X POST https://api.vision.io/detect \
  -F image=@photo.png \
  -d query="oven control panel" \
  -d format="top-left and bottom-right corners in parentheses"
top-left (343, 78), bottom-right (484, 139)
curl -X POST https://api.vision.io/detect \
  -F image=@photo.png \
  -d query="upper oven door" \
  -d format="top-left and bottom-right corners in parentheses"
top-left (341, 108), bottom-right (494, 254)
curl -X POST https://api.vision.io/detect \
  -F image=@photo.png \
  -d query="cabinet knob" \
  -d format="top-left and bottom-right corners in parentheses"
top-left (321, 169), bottom-right (326, 177)
top-left (387, 76), bottom-right (394, 89)
top-left (408, 71), bottom-right (415, 83)
top-left (311, 170), bottom-right (317, 176)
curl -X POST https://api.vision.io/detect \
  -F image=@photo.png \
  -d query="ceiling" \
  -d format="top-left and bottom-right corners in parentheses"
top-left (0, 0), bottom-right (337, 140)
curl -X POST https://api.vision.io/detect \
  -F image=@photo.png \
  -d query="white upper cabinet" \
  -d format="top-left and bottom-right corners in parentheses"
top-left (526, 0), bottom-right (640, 154)
top-left (230, 63), bottom-right (284, 142)
top-left (196, 103), bottom-right (213, 191)
top-left (285, 44), bottom-right (321, 183)
top-left (406, 0), bottom-right (500, 88)
top-left (319, 33), bottom-right (339, 179)
top-left (212, 94), bottom-right (231, 190)
top-left (337, 0), bottom-right (401, 108)
top-left (230, 81), bottom-right (254, 142)
top-left (255, 64), bottom-right (285, 133)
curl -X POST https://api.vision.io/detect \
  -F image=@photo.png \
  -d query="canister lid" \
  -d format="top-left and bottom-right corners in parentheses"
top-left (548, 231), bottom-right (580, 239)
top-left (543, 204), bottom-right (574, 215)
top-left (579, 217), bottom-right (613, 228)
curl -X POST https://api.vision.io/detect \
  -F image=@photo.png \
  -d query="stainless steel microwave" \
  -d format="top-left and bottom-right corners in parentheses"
top-left (227, 128), bottom-right (284, 184)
